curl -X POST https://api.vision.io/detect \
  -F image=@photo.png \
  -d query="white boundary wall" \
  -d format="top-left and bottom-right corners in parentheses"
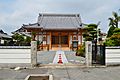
top-left (106, 47), bottom-right (120, 65)
top-left (0, 46), bottom-right (31, 63)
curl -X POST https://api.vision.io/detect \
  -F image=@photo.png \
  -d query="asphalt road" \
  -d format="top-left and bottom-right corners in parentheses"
top-left (0, 66), bottom-right (120, 80)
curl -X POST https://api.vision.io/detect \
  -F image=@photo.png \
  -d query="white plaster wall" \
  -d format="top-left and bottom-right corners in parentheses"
top-left (106, 48), bottom-right (120, 65)
top-left (0, 48), bottom-right (31, 63)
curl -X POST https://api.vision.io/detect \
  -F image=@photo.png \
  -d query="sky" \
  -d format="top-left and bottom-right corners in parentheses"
top-left (0, 0), bottom-right (120, 34)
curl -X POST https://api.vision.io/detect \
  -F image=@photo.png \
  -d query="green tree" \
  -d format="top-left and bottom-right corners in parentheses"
top-left (107, 12), bottom-right (120, 38)
top-left (17, 35), bottom-right (24, 42)
top-left (113, 28), bottom-right (120, 34)
top-left (83, 24), bottom-right (98, 41)
top-left (16, 35), bottom-right (24, 45)
top-left (105, 28), bottom-right (120, 46)
top-left (108, 12), bottom-right (120, 28)
top-left (12, 33), bottom-right (31, 46)
top-left (107, 26), bottom-right (116, 37)
top-left (31, 32), bottom-right (36, 41)
top-left (24, 36), bottom-right (31, 43)
top-left (105, 39), bottom-right (115, 46)
top-left (24, 36), bottom-right (31, 45)
top-left (12, 33), bottom-right (19, 40)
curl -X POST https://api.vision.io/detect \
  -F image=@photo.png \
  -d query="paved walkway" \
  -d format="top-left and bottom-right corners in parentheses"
top-left (53, 50), bottom-right (68, 64)
top-left (37, 51), bottom-right (56, 64)
top-left (37, 51), bottom-right (85, 65)
top-left (65, 51), bottom-right (85, 64)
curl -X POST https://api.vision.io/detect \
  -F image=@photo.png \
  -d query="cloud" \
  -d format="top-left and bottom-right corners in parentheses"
top-left (0, 0), bottom-right (120, 34)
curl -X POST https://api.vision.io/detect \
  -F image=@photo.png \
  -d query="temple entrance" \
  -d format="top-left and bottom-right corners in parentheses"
top-left (52, 36), bottom-right (68, 46)
top-left (51, 32), bottom-right (69, 50)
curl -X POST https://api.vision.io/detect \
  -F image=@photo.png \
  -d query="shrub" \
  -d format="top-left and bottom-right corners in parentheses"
top-left (76, 45), bottom-right (85, 57)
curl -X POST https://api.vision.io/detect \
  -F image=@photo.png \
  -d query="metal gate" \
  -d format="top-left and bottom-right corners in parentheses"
top-left (92, 42), bottom-right (105, 65)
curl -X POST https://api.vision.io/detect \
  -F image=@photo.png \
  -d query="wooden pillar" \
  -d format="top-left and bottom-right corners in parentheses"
top-left (50, 32), bottom-right (52, 49)
top-left (68, 32), bottom-right (70, 48)
top-left (72, 33), bottom-right (73, 40)
top-left (42, 31), bottom-right (43, 50)
top-left (46, 33), bottom-right (49, 50)
top-left (77, 31), bottom-right (78, 40)
top-left (77, 31), bottom-right (79, 48)
top-left (80, 31), bottom-right (82, 45)
top-left (58, 32), bottom-right (60, 46)
top-left (46, 33), bottom-right (47, 45)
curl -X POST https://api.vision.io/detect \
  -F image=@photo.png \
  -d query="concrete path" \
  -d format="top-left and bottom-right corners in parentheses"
top-left (37, 51), bottom-right (85, 65)
top-left (65, 51), bottom-right (85, 64)
top-left (53, 50), bottom-right (68, 64)
top-left (37, 51), bottom-right (56, 64)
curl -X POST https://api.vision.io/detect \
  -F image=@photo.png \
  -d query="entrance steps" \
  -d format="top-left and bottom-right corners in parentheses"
top-left (51, 47), bottom-right (70, 51)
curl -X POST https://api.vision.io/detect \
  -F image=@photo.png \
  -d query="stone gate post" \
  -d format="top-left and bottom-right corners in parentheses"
top-left (85, 41), bottom-right (92, 67)
top-left (31, 41), bottom-right (37, 67)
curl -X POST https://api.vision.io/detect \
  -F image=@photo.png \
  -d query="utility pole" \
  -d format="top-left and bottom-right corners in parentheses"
top-left (94, 21), bottom-right (101, 63)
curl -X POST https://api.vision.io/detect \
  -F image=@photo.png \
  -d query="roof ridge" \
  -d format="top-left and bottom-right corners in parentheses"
top-left (39, 13), bottom-right (80, 17)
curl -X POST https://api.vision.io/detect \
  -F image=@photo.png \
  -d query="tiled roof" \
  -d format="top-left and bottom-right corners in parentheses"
top-left (23, 13), bottom-right (83, 30)
top-left (0, 29), bottom-right (4, 34)
top-left (12, 28), bottom-right (31, 37)
top-left (23, 23), bottom-right (39, 28)
top-left (0, 33), bottom-right (12, 39)
top-left (0, 29), bottom-right (11, 39)
top-left (39, 13), bottom-right (82, 29)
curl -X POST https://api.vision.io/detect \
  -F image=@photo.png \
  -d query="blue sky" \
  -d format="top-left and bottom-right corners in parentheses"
top-left (0, 0), bottom-right (120, 34)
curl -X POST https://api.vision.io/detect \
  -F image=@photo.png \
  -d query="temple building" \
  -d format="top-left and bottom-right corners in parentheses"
top-left (0, 29), bottom-right (12, 45)
top-left (14, 13), bottom-right (84, 50)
